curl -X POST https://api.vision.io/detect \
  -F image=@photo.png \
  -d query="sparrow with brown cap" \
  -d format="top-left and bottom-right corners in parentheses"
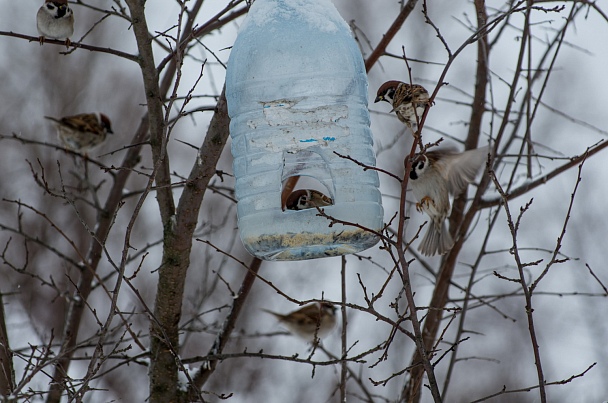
top-left (45, 113), bottom-right (113, 154)
top-left (375, 80), bottom-right (432, 132)
top-left (262, 302), bottom-right (337, 343)
top-left (409, 146), bottom-right (489, 256)
top-left (284, 189), bottom-right (333, 211)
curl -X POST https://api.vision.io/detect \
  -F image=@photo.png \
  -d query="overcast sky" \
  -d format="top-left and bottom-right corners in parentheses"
top-left (1, 1), bottom-right (607, 402)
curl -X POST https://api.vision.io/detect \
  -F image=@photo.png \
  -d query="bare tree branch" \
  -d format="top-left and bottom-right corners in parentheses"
top-left (0, 31), bottom-right (139, 62)
top-left (187, 257), bottom-right (262, 399)
top-left (364, 0), bottom-right (419, 73)
top-left (0, 292), bottom-right (15, 398)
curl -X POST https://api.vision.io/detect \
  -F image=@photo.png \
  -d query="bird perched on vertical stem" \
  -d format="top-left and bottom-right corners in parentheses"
top-left (45, 113), bottom-right (113, 154)
top-left (37, 0), bottom-right (74, 48)
top-left (409, 146), bottom-right (489, 256)
top-left (262, 302), bottom-right (337, 343)
top-left (284, 189), bottom-right (333, 211)
top-left (375, 80), bottom-right (432, 132)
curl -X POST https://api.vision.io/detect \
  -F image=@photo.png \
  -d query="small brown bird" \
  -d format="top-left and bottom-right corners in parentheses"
top-left (284, 189), bottom-right (333, 211)
top-left (45, 113), bottom-right (113, 153)
top-left (375, 80), bottom-right (431, 131)
top-left (409, 146), bottom-right (489, 256)
top-left (36, 0), bottom-right (74, 47)
top-left (262, 302), bottom-right (337, 342)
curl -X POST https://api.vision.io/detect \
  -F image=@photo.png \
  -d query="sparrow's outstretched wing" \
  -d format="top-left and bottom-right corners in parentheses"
top-left (429, 146), bottom-right (489, 196)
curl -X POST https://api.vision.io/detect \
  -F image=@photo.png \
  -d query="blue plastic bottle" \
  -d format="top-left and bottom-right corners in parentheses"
top-left (226, 0), bottom-right (383, 260)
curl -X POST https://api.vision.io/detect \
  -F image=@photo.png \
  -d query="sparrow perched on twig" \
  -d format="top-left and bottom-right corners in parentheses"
top-left (262, 302), bottom-right (337, 343)
top-left (375, 80), bottom-right (432, 131)
top-left (409, 146), bottom-right (489, 256)
top-left (37, 0), bottom-right (74, 47)
top-left (284, 189), bottom-right (333, 211)
top-left (45, 113), bottom-right (113, 153)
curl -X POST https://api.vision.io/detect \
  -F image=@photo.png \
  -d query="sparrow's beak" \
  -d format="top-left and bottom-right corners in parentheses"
top-left (374, 96), bottom-right (382, 103)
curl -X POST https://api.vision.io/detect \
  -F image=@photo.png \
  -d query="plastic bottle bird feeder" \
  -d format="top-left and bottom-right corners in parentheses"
top-left (226, 0), bottom-right (384, 261)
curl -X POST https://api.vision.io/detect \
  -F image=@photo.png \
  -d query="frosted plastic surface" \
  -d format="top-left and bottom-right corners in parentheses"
top-left (226, 0), bottom-right (383, 260)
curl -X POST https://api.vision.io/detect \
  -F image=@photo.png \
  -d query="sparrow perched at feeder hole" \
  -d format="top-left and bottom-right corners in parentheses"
top-left (45, 113), bottom-right (113, 154)
top-left (262, 302), bottom-right (337, 343)
top-left (375, 80), bottom-right (432, 132)
top-left (284, 189), bottom-right (333, 211)
top-left (409, 146), bottom-right (489, 256)
top-left (37, 0), bottom-right (74, 47)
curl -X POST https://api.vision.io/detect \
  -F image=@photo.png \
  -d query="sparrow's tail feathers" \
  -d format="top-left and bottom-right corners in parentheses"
top-left (44, 116), bottom-right (61, 123)
top-left (261, 309), bottom-right (283, 320)
top-left (418, 221), bottom-right (454, 257)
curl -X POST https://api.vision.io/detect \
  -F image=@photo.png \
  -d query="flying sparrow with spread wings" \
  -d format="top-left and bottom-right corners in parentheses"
top-left (284, 189), bottom-right (333, 211)
top-left (37, 0), bottom-right (74, 47)
top-left (375, 80), bottom-right (432, 132)
top-left (409, 146), bottom-right (489, 256)
top-left (262, 302), bottom-right (337, 343)
top-left (45, 113), bottom-right (113, 153)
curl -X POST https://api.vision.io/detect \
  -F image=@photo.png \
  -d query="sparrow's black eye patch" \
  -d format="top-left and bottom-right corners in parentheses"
top-left (46, 3), bottom-right (56, 9)
top-left (417, 161), bottom-right (425, 170)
